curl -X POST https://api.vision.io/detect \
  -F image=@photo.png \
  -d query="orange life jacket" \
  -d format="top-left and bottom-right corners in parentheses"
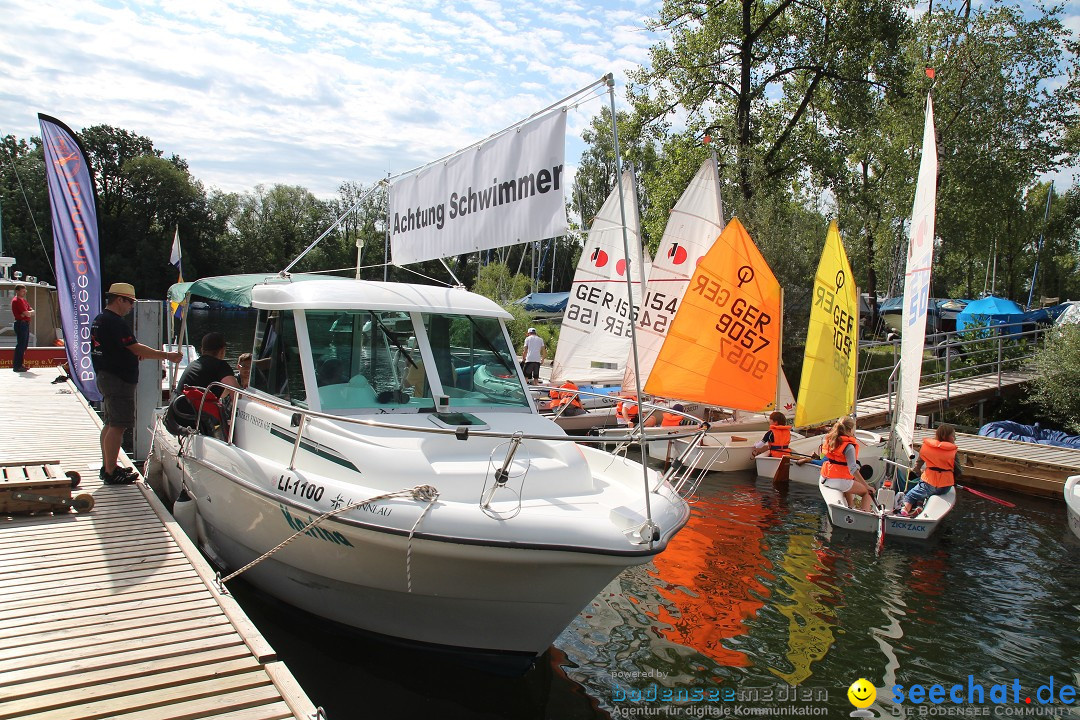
top-left (919, 438), bottom-right (957, 488)
top-left (547, 381), bottom-right (583, 411)
top-left (820, 437), bottom-right (858, 480)
top-left (661, 411), bottom-right (683, 427)
top-left (768, 424), bottom-right (791, 457)
top-left (621, 399), bottom-right (640, 425)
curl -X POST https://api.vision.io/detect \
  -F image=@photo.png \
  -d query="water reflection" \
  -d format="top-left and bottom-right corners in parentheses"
top-left (173, 322), bottom-right (1080, 719)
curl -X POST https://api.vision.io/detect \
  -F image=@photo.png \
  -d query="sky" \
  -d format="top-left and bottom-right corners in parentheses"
top-left (1, 0), bottom-right (1077, 201)
top-left (0, 0), bottom-right (665, 199)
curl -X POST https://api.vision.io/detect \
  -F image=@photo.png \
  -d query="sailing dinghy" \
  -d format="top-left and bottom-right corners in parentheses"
top-left (546, 170), bottom-right (651, 431)
top-left (644, 217), bottom-right (792, 472)
top-left (756, 221), bottom-right (886, 483)
top-left (820, 94), bottom-right (956, 539)
top-left (1067, 476), bottom-right (1080, 541)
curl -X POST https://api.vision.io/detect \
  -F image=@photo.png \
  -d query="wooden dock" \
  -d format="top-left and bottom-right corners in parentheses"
top-left (914, 428), bottom-right (1080, 499)
top-left (856, 368), bottom-right (1032, 429)
top-left (0, 368), bottom-right (318, 720)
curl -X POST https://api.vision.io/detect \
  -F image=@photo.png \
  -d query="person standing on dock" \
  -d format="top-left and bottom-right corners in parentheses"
top-left (521, 327), bottom-right (545, 385)
top-left (10, 284), bottom-right (33, 372)
top-left (91, 282), bottom-right (183, 485)
top-left (900, 423), bottom-right (959, 517)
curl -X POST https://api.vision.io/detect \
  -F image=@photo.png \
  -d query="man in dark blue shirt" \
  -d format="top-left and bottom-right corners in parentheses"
top-left (91, 282), bottom-right (183, 485)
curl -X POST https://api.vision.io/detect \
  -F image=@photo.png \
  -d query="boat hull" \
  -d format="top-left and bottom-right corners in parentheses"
top-left (150, 415), bottom-right (687, 662)
top-left (819, 484), bottom-right (955, 540)
top-left (1066, 476), bottom-right (1080, 541)
top-left (757, 430), bottom-right (887, 485)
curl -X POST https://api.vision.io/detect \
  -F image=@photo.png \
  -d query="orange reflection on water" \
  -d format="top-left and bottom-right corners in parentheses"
top-left (648, 488), bottom-right (774, 666)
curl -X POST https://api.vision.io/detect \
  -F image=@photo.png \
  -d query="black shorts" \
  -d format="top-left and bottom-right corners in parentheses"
top-left (523, 361), bottom-right (541, 380)
top-left (96, 371), bottom-right (136, 428)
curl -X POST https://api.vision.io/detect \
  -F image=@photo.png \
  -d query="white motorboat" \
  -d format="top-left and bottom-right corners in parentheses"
top-left (1066, 476), bottom-right (1080, 541)
top-left (0, 256), bottom-right (66, 369)
top-left (148, 274), bottom-right (692, 669)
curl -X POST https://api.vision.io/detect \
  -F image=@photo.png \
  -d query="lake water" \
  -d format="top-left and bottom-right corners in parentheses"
top-left (182, 312), bottom-right (1079, 719)
top-left (226, 473), bottom-right (1079, 720)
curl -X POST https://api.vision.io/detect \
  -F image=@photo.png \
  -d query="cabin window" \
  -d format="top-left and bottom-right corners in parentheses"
top-left (251, 310), bottom-right (306, 406)
top-left (305, 310), bottom-right (433, 411)
top-left (418, 313), bottom-right (529, 409)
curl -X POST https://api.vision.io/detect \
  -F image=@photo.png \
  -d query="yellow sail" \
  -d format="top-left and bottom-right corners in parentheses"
top-left (793, 221), bottom-right (857, 428)
top-left (644, 217), bottom-right (781, 411)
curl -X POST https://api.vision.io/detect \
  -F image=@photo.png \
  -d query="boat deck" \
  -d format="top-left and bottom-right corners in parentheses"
top-left (855, 368), bottom-right (1032, 429)
top-left (914, 428), bottom-right (1080, 499)
top-left (0, 367), bottom-right (317, 719)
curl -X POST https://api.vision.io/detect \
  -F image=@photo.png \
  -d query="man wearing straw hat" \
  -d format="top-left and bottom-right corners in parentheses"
top-left (91, 282), bottom-right (183, 485)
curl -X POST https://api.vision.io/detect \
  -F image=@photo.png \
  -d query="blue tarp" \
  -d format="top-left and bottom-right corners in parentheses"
top-left (957, 296), bottom-right (1026, 333)
top-left (979, 421), bottom-right (1080, 450)
top-left (513, 292), bottom-right (569, 315)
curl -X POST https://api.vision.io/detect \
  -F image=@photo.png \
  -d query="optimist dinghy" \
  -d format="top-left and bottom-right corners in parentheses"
top-left (149, 274), bottom-right (692, 669)
top-left (819, 93), bottom-right (955, 541)
top-left (756, 221), bottom-right (886, 482)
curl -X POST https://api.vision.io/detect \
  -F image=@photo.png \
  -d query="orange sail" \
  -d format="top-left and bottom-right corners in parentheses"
top-left (644, 217), bottom-right (781, 411)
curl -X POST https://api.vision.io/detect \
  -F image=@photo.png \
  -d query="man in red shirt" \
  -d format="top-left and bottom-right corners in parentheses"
top-left (10, 284), bottom-right (33, 372)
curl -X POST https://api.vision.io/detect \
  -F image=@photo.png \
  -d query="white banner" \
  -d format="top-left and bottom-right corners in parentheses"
top-left (389, 109), bottom-right (568, 265)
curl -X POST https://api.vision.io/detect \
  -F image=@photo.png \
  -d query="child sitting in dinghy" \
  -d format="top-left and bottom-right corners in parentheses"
top-left (899, 423), bottom-right (959, 517)
top-left (819, 417), bottom-right (876, 511)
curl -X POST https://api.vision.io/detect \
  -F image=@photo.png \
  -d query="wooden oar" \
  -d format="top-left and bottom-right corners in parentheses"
top-left (884, 458), bottom-right (1016, 508)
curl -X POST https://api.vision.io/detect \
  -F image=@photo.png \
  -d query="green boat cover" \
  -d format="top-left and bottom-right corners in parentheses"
top-left (167, 273), bottom-right (350, 307)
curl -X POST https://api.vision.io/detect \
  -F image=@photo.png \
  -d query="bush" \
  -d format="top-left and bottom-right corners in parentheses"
top-left (1028, 325), bottom-right (1080, 433)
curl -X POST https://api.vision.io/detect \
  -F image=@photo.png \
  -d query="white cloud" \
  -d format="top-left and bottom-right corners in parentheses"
top-left (0, 0), bottom-right (667, 198)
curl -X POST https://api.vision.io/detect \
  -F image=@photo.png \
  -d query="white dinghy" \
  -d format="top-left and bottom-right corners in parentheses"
top-left (820, 93), bottom-right (955, 541)
top-left (150, 274), bottom-right (692, 670)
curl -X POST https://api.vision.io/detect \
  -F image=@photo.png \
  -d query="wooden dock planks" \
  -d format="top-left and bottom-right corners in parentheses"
top-left (914, 428), bottom-right (1080, 499)
top-left (856, 368), bottom-right (1032, 429)
top-left (0, 370), bottom-right (317, 720)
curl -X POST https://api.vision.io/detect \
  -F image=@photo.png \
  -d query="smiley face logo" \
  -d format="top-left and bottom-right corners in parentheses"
top-left (847, 679), bottom-right (876, 709)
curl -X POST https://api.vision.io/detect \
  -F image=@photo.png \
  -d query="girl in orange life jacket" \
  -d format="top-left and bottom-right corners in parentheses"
top-left (900, 423), bottom-right (959, 517)
top-left (751, 411), bottom-right (791, 458)
top-left (820, 416), bottom-right (876, 511)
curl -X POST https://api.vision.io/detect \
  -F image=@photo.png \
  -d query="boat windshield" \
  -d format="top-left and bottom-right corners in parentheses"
top-left (418, 312), bottom-right (530, 409)
top-left (303, 310), bottom-right (529, 412)
top-left (305, 310), bottom-right (434, 412)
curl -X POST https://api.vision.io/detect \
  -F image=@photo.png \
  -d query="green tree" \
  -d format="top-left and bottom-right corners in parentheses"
top-left (629, 0), bottom-right (910, 205)
top-left (1028, 326), bottom-right (1080, 433)
top-left (0, 135), bottom-right (50, 281)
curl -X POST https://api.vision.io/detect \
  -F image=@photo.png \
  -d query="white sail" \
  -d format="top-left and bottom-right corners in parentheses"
top-left (551, 171), bottom-right (649, 385)
top-left (622, 158), bottom-right (724, 392)
top-left (893, 94), bottom-right (938, 453)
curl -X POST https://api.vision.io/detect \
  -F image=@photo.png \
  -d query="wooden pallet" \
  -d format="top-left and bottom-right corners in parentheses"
top-left (0, 461), bottom-right (92, 515)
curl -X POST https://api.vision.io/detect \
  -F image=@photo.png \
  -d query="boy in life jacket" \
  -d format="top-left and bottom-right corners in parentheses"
top-left (547, 381), bottom-right (585, 416)
top-left (819, 416), bottom-right (876, 511)
top-left (751, 411), bottom-right (791, 458)
top-left (660, 404), bottom-right (687, 427)
top-left (900, 423), bottom-right (959, 517)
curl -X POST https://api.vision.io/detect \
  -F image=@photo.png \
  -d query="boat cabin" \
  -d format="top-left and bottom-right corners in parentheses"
top-left (177, 276), bottom-right (532, 416)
